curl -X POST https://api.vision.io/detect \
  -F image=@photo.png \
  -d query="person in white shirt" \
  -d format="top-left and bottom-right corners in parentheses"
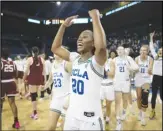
top-left (44, 54), bottom-right (70, 130)
top-left (113, 45), bottom-right (139, 130)
top-left (40, 56), bottom-right (54, 100)
top-left (51, 9), bottom-right (107, 130)
top-left (149, 32), bottom-right (162, 119)
top-left (135, 45), bottom-right (153, 126)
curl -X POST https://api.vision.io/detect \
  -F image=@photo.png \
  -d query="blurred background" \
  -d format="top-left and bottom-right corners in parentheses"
top-left (1, 1), bottom-right (162, 59)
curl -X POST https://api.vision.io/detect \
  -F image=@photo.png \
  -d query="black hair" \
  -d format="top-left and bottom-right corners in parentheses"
top-left (123, 43), bottom-right (130, 48)
top-left (31, 46), bottom-right (39, 64)
top-left (1, 48), bottom-right (10, 60)
top-left (109, 49), bottom-right (117, 58)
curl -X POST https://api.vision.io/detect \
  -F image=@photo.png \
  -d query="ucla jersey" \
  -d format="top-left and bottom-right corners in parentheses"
top-left (135, 56), bottom-right (151, 79)
top-left (114, 56), bottom-right (130, 81)
top-left (51, 60), bottom-right (70, 97)
top-left (68, 56), bottom-right (104, 121)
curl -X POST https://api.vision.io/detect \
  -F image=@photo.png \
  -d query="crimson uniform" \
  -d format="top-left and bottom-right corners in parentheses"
top-left (1, 59), bottom-right (18, 98)
top-left (27, 57), bottom-right (44, 86)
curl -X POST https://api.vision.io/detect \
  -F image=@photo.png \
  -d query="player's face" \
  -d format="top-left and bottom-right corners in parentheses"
top-left (158, 48), bottom-right (162, 57)
top-left (117, 46), bottom-right (125, 56)
top-left (110, 52), bottom-right (116, 59)
top-left (77, 30), bottom-right (94, 54)
top-left (140, 47), bottom-right (148, 56)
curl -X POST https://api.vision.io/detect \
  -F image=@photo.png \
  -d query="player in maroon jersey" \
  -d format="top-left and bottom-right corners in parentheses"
top-left (23, 46), bottom-right (46, 120)
top-left (1, 48), bottom-right (20, 129)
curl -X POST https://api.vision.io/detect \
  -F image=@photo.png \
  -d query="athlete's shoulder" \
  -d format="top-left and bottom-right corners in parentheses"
top-left (69, 52), bottom-right (80, 62)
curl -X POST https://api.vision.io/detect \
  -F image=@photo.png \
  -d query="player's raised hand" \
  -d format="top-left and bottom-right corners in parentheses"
top-left (88, 9), bottom-right (102, 19)
top-left (63, 15), bottom-right (78, 27)
top-left (150, 31), bottom-right (155, 39)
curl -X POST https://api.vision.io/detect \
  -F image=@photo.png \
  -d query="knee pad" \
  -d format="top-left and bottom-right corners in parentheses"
top-left (141, 89), bottom-right (149, 108)
top-left (31, 93), bottom-right (37, 101)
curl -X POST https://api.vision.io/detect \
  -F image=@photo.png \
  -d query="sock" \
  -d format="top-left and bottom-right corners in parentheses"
top-left (34, 110), bottom-right (37, 115)
top-left (142, 111), bottom-right (145, 119)
top-left (139, 109), bottom-right (142, 115)
top-left (116, 116), bottom-right (121, 124)
top-left (14, 117), bottom-right (18, 122)
top-left (40, 91), bottom-right (44, 98)
top-left (106, 116), bottom-right (110, 122)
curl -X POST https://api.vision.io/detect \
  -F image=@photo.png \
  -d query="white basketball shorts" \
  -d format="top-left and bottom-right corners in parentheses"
top-left (100, 82), bottom-right (115, 101)
top-left (114, 80), bottom-right (130, 93)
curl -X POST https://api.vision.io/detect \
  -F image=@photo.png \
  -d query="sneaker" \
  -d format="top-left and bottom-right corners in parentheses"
top-left (141, 119), bottom-right (146, 126)
top-left (12, 122), bottom-right (20, 129)
top-left (149, 110), bottom-right (155, 119)
top-left (30, 114), bottom-right (38, 120)
top-left (39, 98), bottom-right (44, 101)
top-left (116, 120), bottom-right (122, 131)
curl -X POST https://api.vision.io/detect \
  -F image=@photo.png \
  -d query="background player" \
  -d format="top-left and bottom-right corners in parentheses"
top-left (113, 45), bottom-right (139, 130)
top-left (44, 54), bottom-right (70, 130)
top-left (135, 45), bottom-right (153, 126)
top-left (149, 32), bottom-right (162, 119)
top-left (51, 9), bottom-right (107, 130)
top-left (1, 48), bottom-right (20, 129)
top-left (23, 46), bottom-right (46, 120)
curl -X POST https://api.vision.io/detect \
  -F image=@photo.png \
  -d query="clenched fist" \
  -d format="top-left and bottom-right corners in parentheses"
top-left (63, 15), bottom-right (78, 27)
top-left (88, 9), bottom-right (102, 19)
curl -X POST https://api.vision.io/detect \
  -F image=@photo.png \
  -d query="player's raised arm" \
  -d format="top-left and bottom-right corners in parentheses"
top-left (89, 9), bottom-right (107, 66)
top-left (149, 31), bottom-right (157, 59)
top-left (51, 15), bottom-right (78, 61)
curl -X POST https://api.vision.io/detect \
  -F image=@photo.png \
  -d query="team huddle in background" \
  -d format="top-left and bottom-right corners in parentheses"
top-left (1, 9), bottom-right (162, 131)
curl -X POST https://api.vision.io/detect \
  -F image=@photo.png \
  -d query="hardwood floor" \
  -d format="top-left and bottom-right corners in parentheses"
top-left (1, 92), bottom-right (162, 130)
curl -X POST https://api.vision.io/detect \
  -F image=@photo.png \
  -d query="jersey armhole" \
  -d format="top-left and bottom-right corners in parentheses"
top-left (90, 58), bottom-right (104, 78)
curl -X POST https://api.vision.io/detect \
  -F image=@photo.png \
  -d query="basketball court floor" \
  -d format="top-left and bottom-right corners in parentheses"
top-left (2, 90), bottom-right (162, 130)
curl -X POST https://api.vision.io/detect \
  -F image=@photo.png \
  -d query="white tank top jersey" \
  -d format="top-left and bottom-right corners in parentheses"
top-left (14, 60), bottom-right (24, 72)
top-left (68, 55), bottom-right (104, 121)
top-left (114, 56), bottom-right (130, 82)
top-left (51, 60), bottom-right (70, 97)
top-left (102, 58), bottom-right (113, 84)
top-left (135, 56), bottom-right (151, 79)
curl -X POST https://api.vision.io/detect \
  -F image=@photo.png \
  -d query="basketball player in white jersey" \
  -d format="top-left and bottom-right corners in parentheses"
top-left (51, 9), bottom-right (107, 130)
top-left (44, 54), bottom-right (70, 130)
top-left (100, 50), bottom-right (115, 130)
top-left (14, 55), bottom-right (24, 99)
top-left (135, 45), bottom-right (153, 126)
top-left (113, 45), bottom-right (139, 130)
